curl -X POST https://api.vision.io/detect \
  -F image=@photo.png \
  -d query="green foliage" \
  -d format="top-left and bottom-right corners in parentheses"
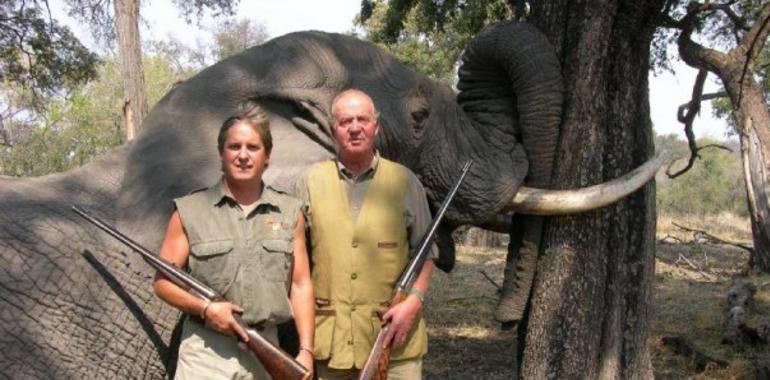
top-left (65, 0), bottom-right (241, 48)
top-left (146, 17), bottom-right (268, 70)
top-left (0, 102), bottom-right (124, 177)
top-left (211, 18), bottom-right (269, 62)
top-left (655, 133), bottom-right (747, 216)
top-left (0, 1), bottom-right (99, 104)
top-left (356, 0), bottom-right (513, 84)
top-left (0, 53), bottom-right (193, 177)
top-left (171, 0), bottom-right (238, 23)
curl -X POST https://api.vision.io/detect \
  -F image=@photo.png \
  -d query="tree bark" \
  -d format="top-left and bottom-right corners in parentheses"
top-left (519, 1), bottom-right (663, 377)
top-left (113, 0), bottom-right (148, 134)
top-left (742, 117), bottom-right (770, 271)
top-left (677, 3), bottom-right (770, 273)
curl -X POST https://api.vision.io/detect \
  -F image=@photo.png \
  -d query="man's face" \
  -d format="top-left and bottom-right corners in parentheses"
top-left (219, 122), bottom-right (270, 184)
top-left (332, 92), bottom-right (379, 161)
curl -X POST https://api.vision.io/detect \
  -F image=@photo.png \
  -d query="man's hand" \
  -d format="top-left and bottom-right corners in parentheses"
top-left (204, 301), bottom-right (249, 343)
top-left (381, 294), bottom-right (423, 348)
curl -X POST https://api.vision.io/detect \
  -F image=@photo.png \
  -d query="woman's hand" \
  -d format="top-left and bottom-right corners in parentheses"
top-left (295, 349), bottom-right (314, 374)
top-left (203, 301), bottom-right (250, 342)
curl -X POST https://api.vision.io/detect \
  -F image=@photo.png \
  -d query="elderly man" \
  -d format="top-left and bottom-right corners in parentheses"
top-left (297, 88), bottom-right (437, 379)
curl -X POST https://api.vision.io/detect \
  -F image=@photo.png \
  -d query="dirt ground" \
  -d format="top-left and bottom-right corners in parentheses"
top-left (422, 245), bottom-right (515, 379)
top-left (420, 214), bottom-right (770, 379)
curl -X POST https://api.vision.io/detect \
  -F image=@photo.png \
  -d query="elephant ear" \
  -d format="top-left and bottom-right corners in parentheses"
top-left (113, 32), bottom-right (358, 247)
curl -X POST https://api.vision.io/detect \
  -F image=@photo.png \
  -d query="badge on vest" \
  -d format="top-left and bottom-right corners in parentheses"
top-left (264, 218), bottom-right (291, 231)
top-left (377, 241), bottom-right (399, 249)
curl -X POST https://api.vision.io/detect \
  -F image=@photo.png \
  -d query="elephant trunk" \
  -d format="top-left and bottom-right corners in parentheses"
top-left (420, 21), bottom-right (563, 230)
top-left (456, 21), bottom-right (564, 325)
top-left (457, 21), bottom-right (563, 190)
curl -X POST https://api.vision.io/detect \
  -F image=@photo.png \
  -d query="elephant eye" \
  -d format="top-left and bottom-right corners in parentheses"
top-left (410, 109), bottom-right (430, 141)
top-left (407, 82), bottom-right (431, 140)
top-left (409, 101), bottom-right (430, 139)
top-left (412, 109), bottom-right (429, 130)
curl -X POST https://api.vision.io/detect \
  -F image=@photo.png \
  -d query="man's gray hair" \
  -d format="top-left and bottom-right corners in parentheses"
top-left (329, 88), bottom-right (381, 125)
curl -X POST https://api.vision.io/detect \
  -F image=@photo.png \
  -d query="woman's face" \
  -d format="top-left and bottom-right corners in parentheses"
top-left (220, 122), bottom-right (270, 185)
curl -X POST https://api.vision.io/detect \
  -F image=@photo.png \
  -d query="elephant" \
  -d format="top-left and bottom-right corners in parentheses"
top-left (0, 20), bottom-right (662, 378)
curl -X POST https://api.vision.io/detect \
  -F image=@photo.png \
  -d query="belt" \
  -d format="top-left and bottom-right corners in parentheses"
top-left (315, 309), bottom-right (386, 318)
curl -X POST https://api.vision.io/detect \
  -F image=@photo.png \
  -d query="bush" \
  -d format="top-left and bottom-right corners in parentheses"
top-left (655, 133), bottom-right (747, 217)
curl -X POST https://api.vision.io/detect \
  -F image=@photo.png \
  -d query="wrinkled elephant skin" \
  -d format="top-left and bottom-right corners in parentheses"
top-left (0, 22), bottom-right (564, 378)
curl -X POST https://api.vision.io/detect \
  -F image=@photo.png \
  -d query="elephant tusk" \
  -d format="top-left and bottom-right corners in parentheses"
top-left (506, 150), bottom-right (669, 215)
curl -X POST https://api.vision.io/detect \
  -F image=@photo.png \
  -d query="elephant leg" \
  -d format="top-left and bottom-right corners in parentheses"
top-left (435, 223), bottom-right (457, 272)
top-left (495, 214), bottom-right (543, 325)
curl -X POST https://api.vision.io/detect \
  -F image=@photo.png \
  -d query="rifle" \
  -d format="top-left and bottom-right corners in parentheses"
top-left (71, 206), bottom-right (311, 380)
top-left (358, 160), bottom-right (473, 380)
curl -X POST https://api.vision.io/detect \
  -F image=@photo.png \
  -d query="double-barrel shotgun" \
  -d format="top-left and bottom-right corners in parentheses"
top-left (358, 160), bottom-right (473, 380)
top-left (72, 206), bottom-right (311, 380)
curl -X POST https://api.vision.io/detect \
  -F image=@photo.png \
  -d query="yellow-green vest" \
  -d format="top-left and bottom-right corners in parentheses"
top-left (307, 159), bottom-right (428, 369)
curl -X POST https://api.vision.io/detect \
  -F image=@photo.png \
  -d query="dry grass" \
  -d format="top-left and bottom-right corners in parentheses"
top-left (653, 213), bottom-right (770, 379)
top-left (419, 214), bottom-right (770, 379)
top-left (422, 246), bottom-right (516, 379)
top-left (658, 212), bottom-right (752, 243)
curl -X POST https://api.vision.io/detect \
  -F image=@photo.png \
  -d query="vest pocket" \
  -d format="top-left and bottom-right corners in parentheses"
top-left (314, 312), bottom-right (335, 359)
top-left (189, 240), bottom-right (236, 292)
top-left (261, 239), bottom-right (292, 282)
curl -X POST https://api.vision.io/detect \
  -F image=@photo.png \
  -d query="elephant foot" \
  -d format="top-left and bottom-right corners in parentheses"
top-left (495, 238), bottom-right (539, 323)
top-left (435, 223), bottom-right (457, 272)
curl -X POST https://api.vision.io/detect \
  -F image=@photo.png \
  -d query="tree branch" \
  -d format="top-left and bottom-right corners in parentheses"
top-left (657, 0), bottom-right (683, 29)
top-left (712, 2), bottom-right (750, 31)
top-left (666, 70), bottom-right (731, 178)
top-left (665, 143), bottom-right (733, 178)
top-left (734, 3), bottom-right (770, 105)
top-left (657, 12), bottom-right (684, 29)
top-left (480, 270), bottom-right (502, 292)
top-left (676, 2), bottom-right (731, 75)
top-left (676, 92), bottom-right (728, 121)
top-left (672, 221), bottom-right (754, 254)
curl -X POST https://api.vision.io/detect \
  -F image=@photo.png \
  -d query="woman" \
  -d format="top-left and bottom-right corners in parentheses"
top-left (154, 109), bottom-right (314, 379)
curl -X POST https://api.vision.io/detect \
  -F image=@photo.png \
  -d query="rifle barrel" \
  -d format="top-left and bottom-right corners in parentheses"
top-left (396, 160), bottom-right (472, 290)
top-left (71, 206), bottom-right (217, 300)
top-left (359, 160), bottom-right (473, 380)
top-left (71, 206), bottom-right (311, 380)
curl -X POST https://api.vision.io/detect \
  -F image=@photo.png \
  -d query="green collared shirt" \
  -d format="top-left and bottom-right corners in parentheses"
top-left (174, 178), bottom-right (303, 325)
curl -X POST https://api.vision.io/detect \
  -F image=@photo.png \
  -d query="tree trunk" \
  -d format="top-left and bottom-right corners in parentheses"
top-left (742, 116), bottom-right (770, 272)
top-left (728, 62), bottom-right (770, 273)
top-left (677, 3), bottom-right (770, 273)
top-left (519, 1), bottom-right (663, 377)
top-left (113, 0), bottom-right (147, 134)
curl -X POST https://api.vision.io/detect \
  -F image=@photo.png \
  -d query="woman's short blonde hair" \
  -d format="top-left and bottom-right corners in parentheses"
top-left (217, 107), bottom-right (272, 153)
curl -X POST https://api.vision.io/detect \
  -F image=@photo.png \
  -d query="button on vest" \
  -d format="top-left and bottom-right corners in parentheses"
top-left (307, 159), bottom-right (428, 369)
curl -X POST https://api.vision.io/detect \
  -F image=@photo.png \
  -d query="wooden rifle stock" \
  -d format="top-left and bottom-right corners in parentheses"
top-left (233, 314), bottom-right (311, 380)
top-left (358, 160), bottom-right (473, 380)
top-left (72, 206), bottom-right (311, 380)
top-left (358, 293), bottom-right (406, 380)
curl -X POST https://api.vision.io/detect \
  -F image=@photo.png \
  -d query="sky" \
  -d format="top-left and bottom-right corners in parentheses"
top-left (49, 0), bottom-right (730, 140)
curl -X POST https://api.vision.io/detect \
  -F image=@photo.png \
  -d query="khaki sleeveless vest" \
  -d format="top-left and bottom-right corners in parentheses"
top-left (174, 182), bottom-right (300, 326)
top-left (308, 159), bottom-right (428, 369)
